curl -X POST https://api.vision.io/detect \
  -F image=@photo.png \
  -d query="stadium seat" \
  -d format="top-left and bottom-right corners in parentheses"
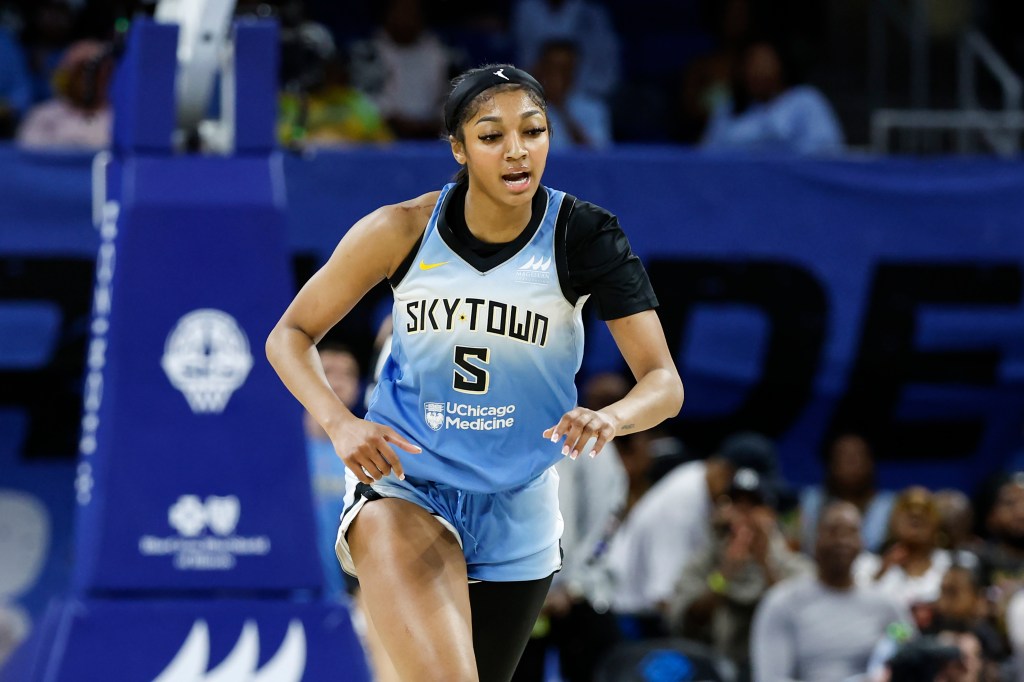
top-left (594, 637), bottom-right (738, 682)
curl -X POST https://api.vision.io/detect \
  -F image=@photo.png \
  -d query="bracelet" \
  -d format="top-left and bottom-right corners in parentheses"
top-left (707, 570), bottom-right (728, 594)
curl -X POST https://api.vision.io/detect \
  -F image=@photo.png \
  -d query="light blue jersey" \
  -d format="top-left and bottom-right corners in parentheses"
top-left (366, 183), bottom-right (587, 493)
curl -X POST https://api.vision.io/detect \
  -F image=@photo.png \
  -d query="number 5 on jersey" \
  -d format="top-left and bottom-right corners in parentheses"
top-left (454, 345), bottom-right (490, 394)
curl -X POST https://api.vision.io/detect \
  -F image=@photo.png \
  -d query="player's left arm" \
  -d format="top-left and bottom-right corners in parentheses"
top-left (544, 309), bottom-right (683, 459)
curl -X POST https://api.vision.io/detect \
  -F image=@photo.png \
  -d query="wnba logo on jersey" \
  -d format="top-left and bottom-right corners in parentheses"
top-left (514, 255), bottom-right (552, 285)
top-left (424, 402), bottom-right (445, 431)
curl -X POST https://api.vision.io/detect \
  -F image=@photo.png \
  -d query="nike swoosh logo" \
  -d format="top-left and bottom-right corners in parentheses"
top-left (419, 260), bottom-right (449, 271)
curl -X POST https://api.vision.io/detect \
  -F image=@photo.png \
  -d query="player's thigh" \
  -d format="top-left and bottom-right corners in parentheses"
top-left (348, 497), bottom-right (477, 682)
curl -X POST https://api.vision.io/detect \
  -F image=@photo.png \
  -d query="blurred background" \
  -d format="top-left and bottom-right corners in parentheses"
top-left (1, 0), bottom-right (1024, 681)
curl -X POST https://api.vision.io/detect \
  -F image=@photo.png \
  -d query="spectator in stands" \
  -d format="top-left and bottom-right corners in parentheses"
top-left (885, 634), bottom-right (971, 682)
top-left (16, 39), bottom-right (112, 150)
top-left (303, 341), bottom-right (400, 681)
top-left (751, 501), bottom-right (912, 682)
top-left (977, 473), bottom-right (1024, 608)
top-left (936, 489), bottom-right (982, 555)
top-left (516, 373), bottom-right (650, 682)
top-left (606, 431), bottom-right (779, 627)
top-left (531, 39), bottom-right (611, 150)
top-left (511, 0), bottom-right (620, 99)
top-left (349, 0), bottom-right (455, 140)
top-left (304, 341), bottom-right (363, 602)
top-left (1004, 587), bottom-right (1024, 680)
top-left (922, 565), bottom-right (1006, 678)
top-left (855, 487), bottom-right (978, 618)
top-left (19, 1), bottom-right (75, 105)
top-left (800, 431), bottom-right (895, 554)
top-left (701, 40), bottom-right (844, 155)
top-left (672, 0), bottom-right (755, 144)
top-left (278, 53), bottom-right (393, 149)
top-left (0, 26), bottom-right (32, 138)
top-left (666, 467), bottom-right (812, 679)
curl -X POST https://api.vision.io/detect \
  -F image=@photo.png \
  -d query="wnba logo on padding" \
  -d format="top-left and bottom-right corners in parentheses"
top-left (161, 309), bottom-right (254, 414)
top-left (424, 402), bottom-right (444, 431)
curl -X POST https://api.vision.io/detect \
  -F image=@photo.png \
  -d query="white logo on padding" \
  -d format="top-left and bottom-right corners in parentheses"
top-left (205, 495), bottom-right (241, 537)
top-left (143, 495), bottom-right (269, 570)
top-left (168, 495), bottom-right (240, 537)
top-left (152, 619), bottom-right (306, 682)
top-left (424, 402), bottom-right (444, 431)
top-left (161, 309), bottom-right (253, 414)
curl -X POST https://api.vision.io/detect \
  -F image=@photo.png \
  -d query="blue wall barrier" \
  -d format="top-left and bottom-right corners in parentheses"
top-left (2, 144), bottom-right (1023, 638)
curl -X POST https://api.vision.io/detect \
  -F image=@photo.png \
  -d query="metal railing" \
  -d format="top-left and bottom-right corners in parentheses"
top-left (869, 3), bottom-right (1024, 156)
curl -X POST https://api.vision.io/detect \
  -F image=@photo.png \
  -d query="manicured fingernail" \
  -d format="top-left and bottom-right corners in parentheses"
top-left (550, 433), bottom-right (560, 443)
top-left (399, 474), bottom-right (406, 480)
top-left (561, 445), bottom-right (569, 456)
top-left (588, 451), bottom-right (596, 458)
top-left (571, 450), bottom-right (579, 460)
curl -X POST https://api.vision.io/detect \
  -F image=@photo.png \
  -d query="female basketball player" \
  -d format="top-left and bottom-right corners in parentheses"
top-left (266, 64), bottom-right (683, 681)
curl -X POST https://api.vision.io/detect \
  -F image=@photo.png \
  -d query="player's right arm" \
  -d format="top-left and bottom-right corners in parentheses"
top-left (266, 193), bottom-right (438, 483)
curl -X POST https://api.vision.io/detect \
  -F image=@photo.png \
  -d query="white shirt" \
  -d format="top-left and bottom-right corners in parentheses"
top-left (512, 0), bottom-right (620, 98)
top-left (852, 548), bottom-right (977, 607)
top-left (606, 460), bottom-right (711, 613)
top-left (363, 30), bottom-right (450, 123)
top-left (1004, 589), bottom-right (1024, 681)
top-left (554, 441), bottom-right (627, 604)
top-left (17, 100), bottom-right (111, 150)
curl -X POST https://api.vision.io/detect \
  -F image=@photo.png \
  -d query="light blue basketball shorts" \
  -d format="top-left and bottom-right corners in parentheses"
top-left (335, 467), bottom-right (563, 582)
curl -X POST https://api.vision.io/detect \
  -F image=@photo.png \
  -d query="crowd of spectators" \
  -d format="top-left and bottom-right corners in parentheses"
top-left (301, 341), bottom-right (1024, 682)
top-left (0, 0), bottom-right (851, 155)
top-left (498, 392), bottom-right (1024, 682)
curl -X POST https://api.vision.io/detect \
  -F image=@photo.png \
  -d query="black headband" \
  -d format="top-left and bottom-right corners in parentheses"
top-left (443, 66), bottom-right (545, 135)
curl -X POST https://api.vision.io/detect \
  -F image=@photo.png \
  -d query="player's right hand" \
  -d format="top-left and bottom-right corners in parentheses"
top-left (327, 416), bottom-right (421, 484)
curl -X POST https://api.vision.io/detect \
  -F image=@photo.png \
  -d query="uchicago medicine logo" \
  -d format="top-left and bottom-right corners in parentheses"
top-left (139, 495), bottom-right (270, 571)
top-left (161, 309), bottom-right (253, 414)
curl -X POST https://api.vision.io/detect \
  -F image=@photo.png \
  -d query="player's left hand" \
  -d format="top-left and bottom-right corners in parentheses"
top-left (543, 407), bottom-right (616, 460)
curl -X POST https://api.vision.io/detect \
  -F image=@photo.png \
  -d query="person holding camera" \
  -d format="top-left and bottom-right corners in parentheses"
top-left (666, 467), bottom-right (811, 679)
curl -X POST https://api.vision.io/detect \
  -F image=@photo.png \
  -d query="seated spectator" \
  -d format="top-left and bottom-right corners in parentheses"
top-left (304, 341), bottom-right (363, 603)
top-left (885, 634), bottom-right (972, 682)
top-left (666, 467), bottom-right (812, 678)
top-left (515, 374), bottom-right (649, 682)
top-left (349, 0), bottom-right (455, 140)
top-left (278, 54), bottom-right (393, 149)
top-left (922, 565), bottom-right (1006, 679)
top-left (977, 473), bottom-right (1024, 610)
top-left (854, 487), bottom-right (978, 615)
top-left (933, 629), bottom-right (984, 682)
top-left (531, 39), bottom-right (611, 150)
top-left (751, 502), bottom-right (913, 682)
top-left (607, 431), bottom-right (779, 623)
top-left (0, 26), bottom-right (32, 138)
top-left (935, 489), bottom-right (983, 556)
top-left (701, 40), bottom-right (844, 156)
top-left (1004, 587), bottom-right (1024, 680)
top-left (19, 1), bottom-right (75, 104)
top-left (800, 431), bottom-right (895, 554)
top-left (16, 40), bottom-right (112, 150)
top-left (511, 0), bottom-right (620, 99)
top-left (672, 0), bottom-right (755, 144)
